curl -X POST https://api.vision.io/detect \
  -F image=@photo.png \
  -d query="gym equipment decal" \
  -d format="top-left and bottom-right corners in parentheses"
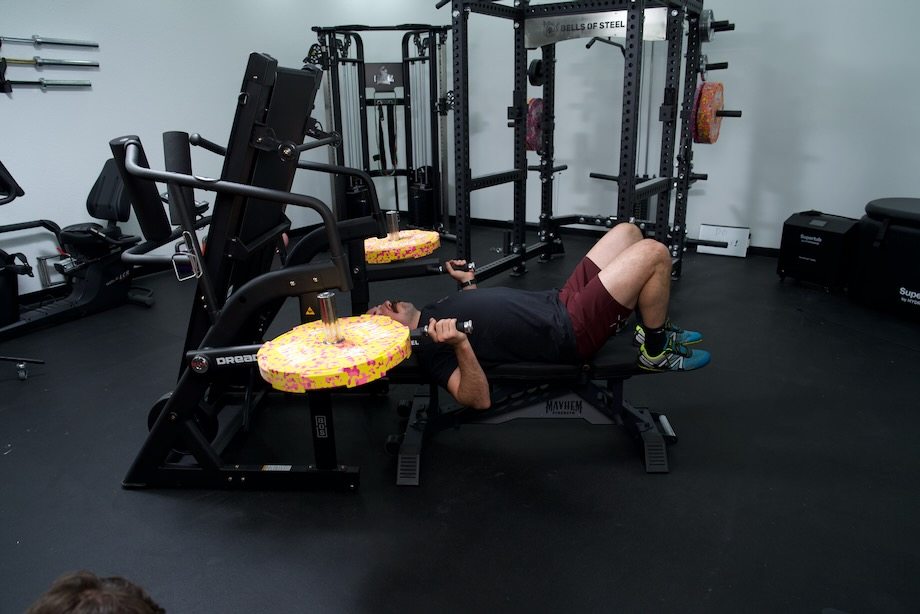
top-left (524, 7), bottom-right (668, 48)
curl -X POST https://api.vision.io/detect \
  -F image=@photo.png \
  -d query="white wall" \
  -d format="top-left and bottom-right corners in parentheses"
top-left (4, 0), bottom-right (920, 295)
top-left (687, 0), bottom-right (920, 249)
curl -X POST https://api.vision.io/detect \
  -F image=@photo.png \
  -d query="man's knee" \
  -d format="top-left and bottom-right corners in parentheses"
top-left (639, 238), bottom-right (671, 267)
top-left (609, 222), bottom-right (643, 242)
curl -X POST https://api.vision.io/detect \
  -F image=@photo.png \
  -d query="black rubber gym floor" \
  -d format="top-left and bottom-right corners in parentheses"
top-left (1, 228), bottom-right (918, 613)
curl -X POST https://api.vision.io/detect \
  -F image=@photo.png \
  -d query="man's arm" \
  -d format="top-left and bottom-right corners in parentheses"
top-left (426, 317), bottom-right (491, 410)
top-left (445, 259), bottom-right (477, 290)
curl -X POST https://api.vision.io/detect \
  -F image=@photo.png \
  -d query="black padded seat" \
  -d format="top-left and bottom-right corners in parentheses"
top-left (486, 337), bottom-right (642, 381)
top-left (60, 159), bottom-right (139, 258)
top-left (583, 337), bottom-right (644, 379)
top-left (60, 222), bottom-right (134, 248)
top-left (865, 198), bottom-right (920, 227)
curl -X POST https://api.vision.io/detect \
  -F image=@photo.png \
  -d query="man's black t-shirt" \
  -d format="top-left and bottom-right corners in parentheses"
top-left (415, 287), bottom-right (579, 389)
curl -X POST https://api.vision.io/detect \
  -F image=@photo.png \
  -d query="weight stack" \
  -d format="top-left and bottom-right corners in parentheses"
top-left (851, 198), bottom-right (920, 319)
top-left (408, 183), bottom-right (436, 229)
top-left (777, 210), bottom-right (858, 291)
top-left (344, 184), bottom-right (371, 220)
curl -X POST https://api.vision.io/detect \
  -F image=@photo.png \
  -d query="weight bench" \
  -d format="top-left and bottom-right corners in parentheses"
top-left (385, 337), bottom-right (679, 486)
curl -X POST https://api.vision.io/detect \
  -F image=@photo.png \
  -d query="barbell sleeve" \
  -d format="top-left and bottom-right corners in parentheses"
top-left (716, 110), bottom-right (742, 118)
top-left (7, 78), bottom-right (91, 89)
top-left (1, 35), bottom-right (99, 47)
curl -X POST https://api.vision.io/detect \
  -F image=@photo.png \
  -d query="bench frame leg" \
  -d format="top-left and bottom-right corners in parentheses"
top-left (390, 376), bottom-right (678, 485)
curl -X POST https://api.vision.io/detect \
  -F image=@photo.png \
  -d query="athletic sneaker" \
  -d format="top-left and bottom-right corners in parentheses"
top-left (633, 320), bottom-right (703, 347)
top-left (638, 338), bottom-right (711, 372)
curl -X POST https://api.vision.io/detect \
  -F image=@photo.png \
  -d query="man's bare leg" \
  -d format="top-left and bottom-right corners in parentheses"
top-left (584, 223), bottom-right (644, 271)
top-left (596, 237), bottom-right (671, 328)
top-left (596, 237), bottom-right (709, 370)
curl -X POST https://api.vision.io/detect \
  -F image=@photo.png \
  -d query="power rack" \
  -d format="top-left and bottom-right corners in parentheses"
top-left (442, 0), bottom-right (732, 280)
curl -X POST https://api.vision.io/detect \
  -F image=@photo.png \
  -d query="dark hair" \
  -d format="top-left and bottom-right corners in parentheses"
top-left (26, 570), bottom-right (165, 614)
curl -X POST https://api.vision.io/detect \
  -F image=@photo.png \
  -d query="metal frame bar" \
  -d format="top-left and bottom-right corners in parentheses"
top-left (654, 6), bottom-right (685, 246)
top-left (615, 0), bottom-right (646, 221)
top-left (523, 0), bottom-right (703, 17)
top-left (536, 43), bottom-right (565, 261)
top-left (452, 2), bottom-right (473, 259)
top-left (401, 32), bottom-right (417, 189)
top-left (510, 0), bottom-right (529, 274)
top-left (671, 11), bottom-right (703, 279)
top-left (465, 2), bottom-right (520, 19)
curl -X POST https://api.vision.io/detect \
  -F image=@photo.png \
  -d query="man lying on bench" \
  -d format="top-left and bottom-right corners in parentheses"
top-left (368, 223), bottom-right (710, 410)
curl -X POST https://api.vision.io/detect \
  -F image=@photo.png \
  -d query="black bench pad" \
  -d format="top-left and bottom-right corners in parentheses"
top-left (386, 337), bottom-right (642, 384)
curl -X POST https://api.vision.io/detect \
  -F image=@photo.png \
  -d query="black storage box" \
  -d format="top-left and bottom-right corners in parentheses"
top-left (777, 210), bottom-right (858, 290)
top-left (851, 197), bottom-right (920, 319)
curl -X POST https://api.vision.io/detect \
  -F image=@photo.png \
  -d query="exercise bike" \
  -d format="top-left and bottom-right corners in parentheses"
top-left (0, 161), bottom-right (44, 379)
top-left (0, 158), bottom-right (154, 347)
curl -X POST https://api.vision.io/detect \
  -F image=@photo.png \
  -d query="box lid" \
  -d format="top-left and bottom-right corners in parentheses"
top-left (786, 210), bottom-right (858, 233)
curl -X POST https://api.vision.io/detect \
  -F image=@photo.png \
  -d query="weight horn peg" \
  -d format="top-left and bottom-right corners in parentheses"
top-left (317, 291), bottom-right (344, 345)
top-left (698, 54), bottom-right (729, 78)
top-left (712, 19), bottom-right (736, 34)
top-left (365, 211), bottom-right (441, 264)
top-left (385, 210), bottom-right (400, 242)
top-left (699, 11), bottom-right (735, 43)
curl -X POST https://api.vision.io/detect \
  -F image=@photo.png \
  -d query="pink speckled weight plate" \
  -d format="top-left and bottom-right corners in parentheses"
top-left (364, 229), bottom-right (440, 264)
top-left (693, 81), bottom-right (725, 144)
top-left (257, 315), bottom-right (411, 392)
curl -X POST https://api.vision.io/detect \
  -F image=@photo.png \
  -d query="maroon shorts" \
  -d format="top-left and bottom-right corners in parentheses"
top-left (558, 257), bottom-right (633, 359)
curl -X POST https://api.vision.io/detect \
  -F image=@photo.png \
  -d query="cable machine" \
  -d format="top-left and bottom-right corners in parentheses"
top-left (308, 24), bottom-right (452, 236)
top-left (440, 0), bottom-right (737, 280)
